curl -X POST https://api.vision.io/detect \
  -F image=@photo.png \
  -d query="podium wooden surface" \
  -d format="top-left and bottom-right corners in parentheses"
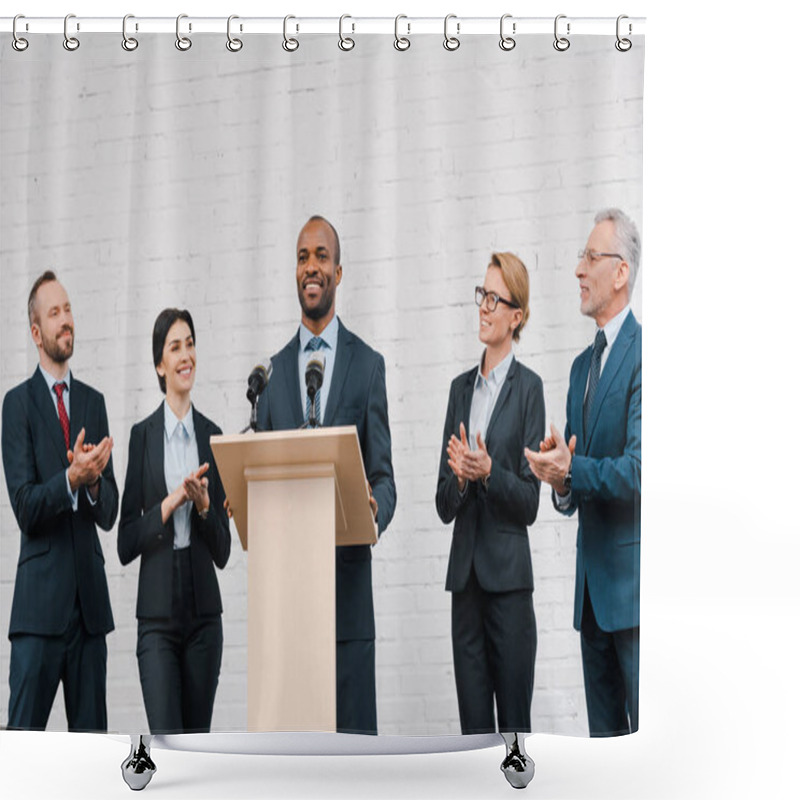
top-left (210, 426), bottom-right (377, 732)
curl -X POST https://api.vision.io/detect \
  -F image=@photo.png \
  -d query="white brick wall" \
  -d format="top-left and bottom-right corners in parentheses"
top-left (0, 33), bottom-right (643, 736)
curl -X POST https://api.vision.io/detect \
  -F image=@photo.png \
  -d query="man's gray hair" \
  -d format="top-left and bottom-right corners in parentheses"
top-left (594, 208), bottom-right (641, 291)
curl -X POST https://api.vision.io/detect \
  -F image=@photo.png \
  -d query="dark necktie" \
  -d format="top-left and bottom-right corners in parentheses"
top-left (53, 382), bottom-right (70, 451)
top-left (304, 336), bottom-right (325, 423)
top-left (583, 329), bottom-right (607, 432)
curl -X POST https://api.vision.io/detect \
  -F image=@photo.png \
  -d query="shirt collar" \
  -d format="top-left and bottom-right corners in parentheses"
top-left (299, 315), bottom-right (339, 352)
top-left (164, 400), bottom-right (194, 441)
top-left (598, 305), bottom-right (631, 352)
top-left (475, 349), bottom-right (514, 390)
top-left (39, 364), bottom-right (71, 393)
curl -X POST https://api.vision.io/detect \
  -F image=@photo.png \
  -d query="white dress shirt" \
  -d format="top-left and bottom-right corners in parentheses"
top-left (163, 401), bottom-right (200, 550)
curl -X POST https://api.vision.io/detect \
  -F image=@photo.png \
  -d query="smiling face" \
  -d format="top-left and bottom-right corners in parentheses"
top-left (156, 319), bottom-right (196, 399)
top-left (576, 219), bottom-right (630, 327)
top-left (31, 279), bottom-right (75, 371)
top-left (478, 265), bottom-right (522, 352)
top-left (296, 218), bottom-right (342, 333)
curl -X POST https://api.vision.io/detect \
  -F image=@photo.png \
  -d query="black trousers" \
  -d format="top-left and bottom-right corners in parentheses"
top-left (580, 581), bottom-right (639, 737)
top-left (451, 568), bottom-right (536, 734)
top-left (336, 639), bottom-right (377, 735)
top-left (136, 548), bottom-right (223, 734)
top-left (8, 602), bottom-right (107, 731)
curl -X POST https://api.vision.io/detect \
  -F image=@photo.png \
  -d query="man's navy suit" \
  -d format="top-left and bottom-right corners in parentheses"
top-left (558, 310), bottom-right (641, 736)
top-left (2, 368), bottom-right (118, 730)
top-left (436, 357), bottom-right (545, 733)
top-left (256, 320), bottom-right (396, 734)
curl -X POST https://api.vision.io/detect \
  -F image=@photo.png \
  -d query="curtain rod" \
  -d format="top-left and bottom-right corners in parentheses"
top-left (1, 16), bottom-right (646, 37)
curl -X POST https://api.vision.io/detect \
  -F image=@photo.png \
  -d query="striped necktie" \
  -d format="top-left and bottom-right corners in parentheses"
top-left (583, 329), bottom-right (607, 432)
top-left (53, 382), bottom-right (70, 452)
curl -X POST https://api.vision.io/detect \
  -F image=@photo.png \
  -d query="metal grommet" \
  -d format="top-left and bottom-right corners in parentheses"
top-left (499, 13), bottom-right (516, 51)
top-left (282, 15), bottom-right (299, 52)
top-left (553, 14), bottom-right (570, 52)
top-left (393, 15), bottom-right (410, 51)
top-left (122, 14), bottom-right (139, 51)
top-left (63, 13), bottom-right (80, 51)
top-left (226, 15), bottom-right (243, 52)
top-left (175, 14), bottom-right (192, 51)
top-left (443, 14), bottom-right (460, 51)
top-left (12, 14), bottom-right (29, 52)
top-left (338, 14), bottom-right (355, 51)
top-left (615, 15), bottom-right (632, 52)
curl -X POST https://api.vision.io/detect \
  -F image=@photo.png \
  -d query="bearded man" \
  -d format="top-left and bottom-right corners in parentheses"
top-left (256, 216), bottom-right (396, 734)
top-left (2, 270), bottom-right (118, 731)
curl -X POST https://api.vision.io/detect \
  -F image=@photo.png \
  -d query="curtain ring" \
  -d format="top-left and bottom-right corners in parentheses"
top-left (226, 15), bottom-right (243, 52)
top-left (63, 13), bottom-right (80, 51)
top-left (283, 15), bottom-right (299, 52)
top-left (443, 14), bottom-right (460, 51)
top-left (499, 14), bottom-right (516, 51)
top-left (553, 14), bottom-right (570, 52)
top-left (12, 14), bottom-right (29, 52)
top-left (122, 14), bottom-right (139, 51)
top-left (175, 14), bottom-right (192, 51)
top-left (338, 14), bottom-right (355, 51)
top-left (615, 15), bottom-right (632, 52)
top-left (394, 15), bottom-right (410, 51)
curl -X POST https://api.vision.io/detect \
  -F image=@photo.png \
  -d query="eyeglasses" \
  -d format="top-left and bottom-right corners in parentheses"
top-left (475, 286), bottom-right (519, 312)
top-left (578, 248), bottom-right (623, 265)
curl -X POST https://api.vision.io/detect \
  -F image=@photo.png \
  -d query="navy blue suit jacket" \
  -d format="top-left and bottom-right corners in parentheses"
top-left (117, 403), bottom-right (231, 619)
top-left (436, 357), bottom-right (545, 593)
top-left (2, 369), bottom-right (118, 637)
top-left (256, 320), bottom-right (396, 641)
top-left (559, 311), bottom-right (641, 633)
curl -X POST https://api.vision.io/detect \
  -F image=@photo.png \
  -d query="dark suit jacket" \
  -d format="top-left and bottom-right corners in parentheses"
top-left (256, 320), bottom-right (396, 641)
top-left (558, 311), bottom-right (641, 633)
top-left (117, 403), bottom-right (231, 619)
top-left (2, 368), bottom-right (118, 637)
top-left (436, 357), bottom-right (545, 594)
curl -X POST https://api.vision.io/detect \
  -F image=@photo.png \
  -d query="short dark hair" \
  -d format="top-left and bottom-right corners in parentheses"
top-left (28, 270), bottom-right (58, 325)
top-left (306, 215), bottom-right (341, 265)
top-left (152, 308), bottom-right (196, 394)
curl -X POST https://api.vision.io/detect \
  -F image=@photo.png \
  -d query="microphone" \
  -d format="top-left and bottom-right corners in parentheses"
top-left (247, 359), bottom-right (273, 406)
top-left (304, 355), bottom-right (325, 428)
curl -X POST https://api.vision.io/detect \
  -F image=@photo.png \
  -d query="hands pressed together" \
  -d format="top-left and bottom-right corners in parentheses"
top-left (524, 423), bottom-right (576, 496)
top-left (161, 462), bottom-right (211, 524)
top-left (447, 422), bottom-right (492, 492)
top-left (67, 427), bottom-right (113, 500)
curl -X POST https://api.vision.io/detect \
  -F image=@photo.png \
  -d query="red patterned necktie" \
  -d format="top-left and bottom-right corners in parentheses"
top-left (53, 382), bottom-right (70, 452)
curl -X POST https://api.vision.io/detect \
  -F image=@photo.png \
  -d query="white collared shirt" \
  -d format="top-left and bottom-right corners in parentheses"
top-left (163, 401), bottom-right (199, 550)
top-left (297, 315), bottom-right (339, 424)
top-left (469, 349), bottom-right (514, 450)
top-left (38, 365), bottom-right (85, 511)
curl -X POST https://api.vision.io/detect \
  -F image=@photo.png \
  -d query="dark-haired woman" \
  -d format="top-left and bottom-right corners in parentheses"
top-left (118, 308), bottom-right (231, 734)
top-left (435, 253), bottom-right (545, 736)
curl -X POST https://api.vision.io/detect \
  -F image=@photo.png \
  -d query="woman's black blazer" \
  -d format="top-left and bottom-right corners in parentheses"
top-left (118, 403), bottom-right (231, 619)
top-left (435, 357), bottom-right (545, 594)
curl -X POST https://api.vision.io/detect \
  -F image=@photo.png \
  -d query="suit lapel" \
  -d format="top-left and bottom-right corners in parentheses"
top-left (28, 369), bottom-right (69, 467)
top-left (281, 333), bottom-right (304, 428)
top-left (193, 407), bottom-right (212, 466)
top-left (461, 366), bottom-right (478, 442)
top-left (147, 403), bottom-right (168, 500)
top-left (572, 348), bottom-right (592, 450)
top-left (584, 312), bottom-right (637, 449)
top-left (69, 377), bottom-right (86, 450)
top-left (323, 323), bottom-right (354, 426)
top-left (484, 357), bottom-right (516, 447)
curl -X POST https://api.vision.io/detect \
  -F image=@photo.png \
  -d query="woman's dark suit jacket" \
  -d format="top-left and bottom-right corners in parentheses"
top-left (118, 403), bottom-right (231, 619)
top-left (436, 357), bottom-right (545, 593)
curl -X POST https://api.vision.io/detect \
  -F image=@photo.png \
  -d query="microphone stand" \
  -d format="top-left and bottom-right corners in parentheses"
top-left (240, 398), bottom-right (259, 433)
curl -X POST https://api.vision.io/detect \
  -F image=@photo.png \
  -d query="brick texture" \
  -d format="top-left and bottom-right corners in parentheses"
top-left (0, 33), bottom-right (643, 736)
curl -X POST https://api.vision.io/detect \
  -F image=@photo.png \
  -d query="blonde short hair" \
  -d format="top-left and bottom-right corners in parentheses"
top-left (490, 252), bottom-right (530, 342)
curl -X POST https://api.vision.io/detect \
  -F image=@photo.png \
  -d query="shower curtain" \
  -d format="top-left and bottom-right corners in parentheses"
top-left (0, 23), bottom-right (644, 739)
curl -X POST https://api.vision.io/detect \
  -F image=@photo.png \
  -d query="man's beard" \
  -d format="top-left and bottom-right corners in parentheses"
top-left (298, 285), bottom-right (334, 321)
top-left (42, 326), bottom-right (74, 363)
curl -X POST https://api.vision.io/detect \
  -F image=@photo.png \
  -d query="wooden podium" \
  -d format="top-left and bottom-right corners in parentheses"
top-left (210, 426), bottom-right (377, 732)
